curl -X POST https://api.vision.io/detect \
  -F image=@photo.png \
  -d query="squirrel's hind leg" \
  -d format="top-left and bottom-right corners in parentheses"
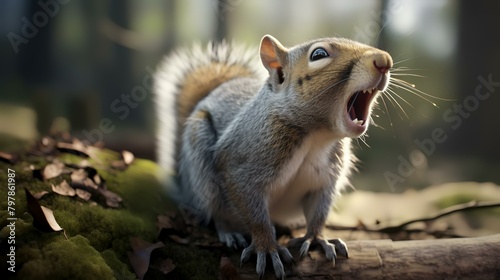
top-left (179, 109), bottom-right (221, 223)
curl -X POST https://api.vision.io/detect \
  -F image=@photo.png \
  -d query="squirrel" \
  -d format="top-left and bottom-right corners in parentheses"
top-left (154, 35), bottom-right (392, 279)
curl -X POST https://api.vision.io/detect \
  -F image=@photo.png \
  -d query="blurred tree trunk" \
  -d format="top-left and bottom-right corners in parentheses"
top-left (451, 1), bottom-right (500, 160)
top-left (104, 0), bottom-right (133, 117)
top-left (215, 0), bottom-right (228, 41)
top-left (16, 2), bottom-right (56, 135)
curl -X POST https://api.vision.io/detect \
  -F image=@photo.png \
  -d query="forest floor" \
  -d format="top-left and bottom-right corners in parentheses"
top-left (1, 133), bottom-right (499, 279)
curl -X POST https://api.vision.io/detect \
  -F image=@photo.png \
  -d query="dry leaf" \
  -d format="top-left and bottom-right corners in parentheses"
top-left (56, 139), bottom-right (89, 157)
top-left (150, 258), bottom-right (175, 275)
top-left (38, 136), bottom-right (56, 154)
top-left (33, 191), bottom-right (50, 200)
top-left (111, 150), bottom-right (135, 170)
top-left (122, 150), bottom-right (134, 165)
top-left (70, 168), bottom-right (122, 208)
top-left (93, 174), bottom-right (102, 186)
top-left (219, 256), bottom-right (240, 280)
top-left (71, 169), bottom-right (98, 190)
top-left (76, 189), bottom-right (91, 201)
top-left (25, 189), bottom-right (66, 236)
top-left (43, 162), bottom-right (65, 180)
top-left (127, 237), bottom-right (165, 280)
top-left (52, 180), bottom-right (76, 197)
top-left (0, 151), bottom-right (17, 164)
top-left (111, 160), bottom-right (127, 170)
top-left (99, 188), bottom-right (122, 208)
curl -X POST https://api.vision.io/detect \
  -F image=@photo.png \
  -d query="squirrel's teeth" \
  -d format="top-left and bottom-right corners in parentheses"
top-left (353, 118), bottom-right (364, 125)
top-left (362, 88), bottom-right (376, 94)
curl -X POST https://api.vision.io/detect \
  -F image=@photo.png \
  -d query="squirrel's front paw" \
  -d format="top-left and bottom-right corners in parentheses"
top-left (288, 235), bottom-right (348, 263)
top-left (240, 242), bottom-right (293, 280)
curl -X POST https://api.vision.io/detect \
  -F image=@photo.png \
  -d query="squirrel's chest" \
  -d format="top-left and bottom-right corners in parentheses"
top-left (269, 132), bottom-right (336, 213)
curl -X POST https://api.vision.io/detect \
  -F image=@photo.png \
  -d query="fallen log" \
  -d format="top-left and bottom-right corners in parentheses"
top-left (233, 234), bottom-right (500, 279)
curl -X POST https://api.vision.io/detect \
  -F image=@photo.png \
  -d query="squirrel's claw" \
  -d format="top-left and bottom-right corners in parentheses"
top-left (288, 236), bottom-right (348, 263)
top-left (241, 243), bottom-right (292, 280)
top-left (217, 230), bottom-right (248, 249)
top-left (331, 238), bottom-right (349, 258)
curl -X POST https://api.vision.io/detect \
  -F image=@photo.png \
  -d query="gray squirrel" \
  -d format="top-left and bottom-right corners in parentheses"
top-left (154, 35), bottom-right (392, 278)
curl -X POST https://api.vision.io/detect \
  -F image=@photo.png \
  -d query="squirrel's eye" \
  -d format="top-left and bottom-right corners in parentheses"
top-left (310, 47), bottom-right (329, 61)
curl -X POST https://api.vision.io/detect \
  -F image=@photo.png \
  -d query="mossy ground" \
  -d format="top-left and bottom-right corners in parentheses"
top-left (0, 136), bottom-right (222, 280)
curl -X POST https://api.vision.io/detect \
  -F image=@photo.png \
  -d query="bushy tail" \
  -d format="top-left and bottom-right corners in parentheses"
top-left (154, 41), bottom-right (265, 175)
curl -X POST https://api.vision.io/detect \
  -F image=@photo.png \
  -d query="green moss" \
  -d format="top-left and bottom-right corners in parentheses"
top-left (434, 193), bottom-right (478, 209)
top-left (17, 235), bottom-right (115, 280)
top-left (0, 141), bottom-right (178, 279)
top-left (101, 249), bottom-right (137, 280)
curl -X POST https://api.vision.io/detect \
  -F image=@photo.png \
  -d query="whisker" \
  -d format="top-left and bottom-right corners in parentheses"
top-left (391, 73), bottom-right (427, 78)
top-left (386, 88), bottom-right (415, 109)
top-left (391, 67), bottom-right (429, 72)
top-left (379, 95), bottom-right (397, 138)
top-left (380, 94), bottom-right (394, 127)
top-left (360, 134), bottom-right (371, 148)
top-left (384, 90), bottom-right (410, 120)
top-left (391, 83), bottom-right (444, 108)
top-left (393, 56), bottom-right (422, 66)
top-left (391, 76), bottom-right (454, 102)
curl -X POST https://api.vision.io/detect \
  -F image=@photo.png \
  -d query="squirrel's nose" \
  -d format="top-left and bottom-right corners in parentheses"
top-left (373, 53), bottom-right (393, 74)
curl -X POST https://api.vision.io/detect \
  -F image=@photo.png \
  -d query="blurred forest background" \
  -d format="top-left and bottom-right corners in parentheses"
top-left (1, 0), bottom-right (499, 193)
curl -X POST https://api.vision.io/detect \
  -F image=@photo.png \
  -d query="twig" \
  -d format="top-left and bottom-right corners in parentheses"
top-left (324, 200), bottom-right (500, 237)
top-left (376, 200), bottom-right (500, 234)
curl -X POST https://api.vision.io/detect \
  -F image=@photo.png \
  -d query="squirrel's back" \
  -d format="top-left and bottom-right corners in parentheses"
top-left (154, 41), bottom-right (266, 174)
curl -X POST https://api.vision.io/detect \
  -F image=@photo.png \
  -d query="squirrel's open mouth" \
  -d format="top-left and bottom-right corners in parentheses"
top-left (346, 87), bottom-right (377, 126)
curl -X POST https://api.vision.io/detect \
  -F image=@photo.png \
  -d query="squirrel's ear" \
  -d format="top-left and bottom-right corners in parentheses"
top-left (260, 35), bottom-right (288, 73)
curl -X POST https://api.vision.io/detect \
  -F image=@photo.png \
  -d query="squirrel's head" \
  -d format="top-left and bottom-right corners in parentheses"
top-left (260, 35), bottom-right (393, 138)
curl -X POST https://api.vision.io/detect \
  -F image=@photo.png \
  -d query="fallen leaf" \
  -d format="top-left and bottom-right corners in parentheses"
top-left (157, 213), bottom-right (190, 240)
top-left (38, 136), bottom-right (57, 154)
top-left (56, 139), bottom-right (89, 157)
top-left (93, 174), bottom-right (102, 186)
top-left (71, 169), bottom-right (98, 190)
top-left (76, 189), bottom-right (91, 201)
top-left (219, 256), bottom-right (240, 280)
top-left (99, 188), bottom-right (122, 208)
top-left (127, 237), bottom-right (165, 280)
top-left (33, 191), bottom-right (50, 200)
top-left (52, 180), bottom-right (76, 197)
top-left (159, 212), bottom-right (189, 231)
top-left (111, 160), bottom-right (127, 170)
top-left (0, 151), bottom-right (17, 164)
top-left (111, 150), bottom-right (135, 170)
top-left (167, 234), bottom-right (189, 244)
top-left (150, 258), bottom-right (175, 275)
top-left (25, 189), bottom-right (66, 237)
top-left (43, 162), bottom-right (65, 180)
top-left (122, 150), bottom-right (135, 165)
top-left (70, 168), bottom-right (122, 208)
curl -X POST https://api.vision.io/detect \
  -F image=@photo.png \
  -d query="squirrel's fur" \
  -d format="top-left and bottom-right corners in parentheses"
top-left (154, 35), bottom-right (392, 278)
top-left (155, 42), bottom-right (266, 175)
